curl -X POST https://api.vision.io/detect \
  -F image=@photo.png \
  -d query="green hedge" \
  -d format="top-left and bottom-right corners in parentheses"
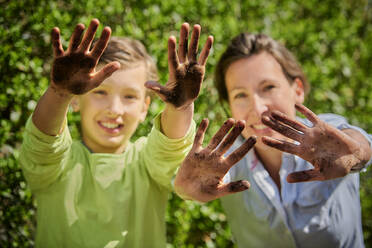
top-left (1, 0), bottom-right (371, 247)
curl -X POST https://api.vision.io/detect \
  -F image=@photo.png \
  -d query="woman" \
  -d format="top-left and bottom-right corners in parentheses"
top-left (175, 33), bottom-right (372, 247)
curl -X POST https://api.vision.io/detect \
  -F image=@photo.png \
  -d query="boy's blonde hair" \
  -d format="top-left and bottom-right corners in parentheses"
top-left (99, 37), bottom-right (158, 96)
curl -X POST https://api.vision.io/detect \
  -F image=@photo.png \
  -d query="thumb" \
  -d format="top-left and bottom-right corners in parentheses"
top-left (287, 169), bottom-right (325, 183)
top-left (145, 81), bottom-right (171, 102)
top-left (216, 180), bottom-right (250, 198)
top-left (91, 61), bottom-right (120, 87)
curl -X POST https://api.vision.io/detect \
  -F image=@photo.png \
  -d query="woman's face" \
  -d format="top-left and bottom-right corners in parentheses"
top-left (225, 52), bottom-right (304, 151)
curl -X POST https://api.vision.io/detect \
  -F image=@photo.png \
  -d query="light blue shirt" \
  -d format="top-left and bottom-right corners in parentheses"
top-left (222, 114), bottom-right (372, 248)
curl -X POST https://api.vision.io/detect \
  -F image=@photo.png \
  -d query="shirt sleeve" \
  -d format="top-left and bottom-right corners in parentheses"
top-left (315, 114), bottom-right (372, 170)
top-left (142, 113), bottom-right (196, 190)
top-left (19, 116), bottom-right (72, 192)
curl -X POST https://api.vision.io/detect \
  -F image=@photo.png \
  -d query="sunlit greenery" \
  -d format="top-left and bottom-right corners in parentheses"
top-left (1, 0), bottom-right (371, 247)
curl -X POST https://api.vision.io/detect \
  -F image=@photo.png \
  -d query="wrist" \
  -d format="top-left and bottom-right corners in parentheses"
top-left (165, 102), bottom-right (194, 112)
top-left (350, 146), bottom-right (371, 172)
top-left (174, 174), bottom-right (191, 198)
top-left (49, 83), bottom-right (74, 100)
top-left (174, 186), bottom-right (192, 201)
top-left (174, 182), bottom-right (204, 203)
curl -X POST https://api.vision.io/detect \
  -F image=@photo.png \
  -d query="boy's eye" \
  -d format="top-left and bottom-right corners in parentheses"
top-left (93, 90), bottom-right (107, 95)
top-left (124, 94), bottom-right (138, 100)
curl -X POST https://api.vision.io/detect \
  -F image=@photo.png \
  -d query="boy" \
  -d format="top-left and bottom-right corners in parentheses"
top-left (20, 19), bottom-right (213, 248)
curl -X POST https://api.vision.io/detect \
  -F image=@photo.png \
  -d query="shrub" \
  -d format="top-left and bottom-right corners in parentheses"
top-left (1, 0), bottom-right (371, 246)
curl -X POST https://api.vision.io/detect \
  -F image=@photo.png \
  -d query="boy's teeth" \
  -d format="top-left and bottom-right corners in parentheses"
top-left (101, 122), bottom-right (119, 129)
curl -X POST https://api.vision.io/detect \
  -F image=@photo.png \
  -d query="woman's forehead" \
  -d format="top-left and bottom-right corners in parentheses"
top-left (225, 53), bottom-right (286, 87)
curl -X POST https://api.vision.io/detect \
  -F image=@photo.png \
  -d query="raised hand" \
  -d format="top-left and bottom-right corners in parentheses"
top-left (174, 119), bottom-right (256, 202)
top-left (51, 19), bottom-right (120, 96)
top-left (261, 104), bottom-right (369, 183)
top-left (145, 23), bottom-right (213, 108)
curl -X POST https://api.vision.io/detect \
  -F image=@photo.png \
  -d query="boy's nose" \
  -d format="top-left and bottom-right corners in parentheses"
top-left (107, 96), bottom-right (125, 116)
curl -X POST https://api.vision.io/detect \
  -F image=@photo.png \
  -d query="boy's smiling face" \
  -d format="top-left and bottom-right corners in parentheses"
top-left (75, 64), bottom-right (150, 154)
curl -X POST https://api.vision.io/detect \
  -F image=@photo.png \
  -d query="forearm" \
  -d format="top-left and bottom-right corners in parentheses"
top-left (160, 103), bottom-right (193, 139)
top-left (32, 84), bottom-right (73, 136)
top-left (342, 128), bottom-right (372, 170)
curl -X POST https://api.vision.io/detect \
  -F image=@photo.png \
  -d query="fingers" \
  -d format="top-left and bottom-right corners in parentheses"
top-left (168, 36), bottom-right (179, 76)
top-left (270, 110), bottom-right (307, 133)
top-left (176, 23), bottom-right (212, 65)
top-left (214, 120), bottom-right (245, 156)
top-left (261, 114), bottom-right (304, 142)
top-left (295, 104), bottom-right (319, 125)
top-left (187, 24), bottom-right (201, 63)
top-left (67, 23), bottom-right (85, 53)
top-left (51, 27), bottom-right (64, 57)
top-left (79, 18), bottom-right (99, 52)
top-left (198, 35), bottom-right (213, 66)
top-left (207, 118), bottom-right (235, 151)
top-left (216, 180), bottom-right (250, 198)
top-left (287, 169), bottom-right (326, 183)
top-left (178, 23), bottom-right (189, 64)
top-left (261, 136), bottom-right (299, 155)
top-left (91, 61), bottom-right (120, 87)
top-left (192, 118), bottom-right (209, 150)
top-left (225, 136), bottom-right (256, 166)
top-left (90, 26), bottom-right (111, 59)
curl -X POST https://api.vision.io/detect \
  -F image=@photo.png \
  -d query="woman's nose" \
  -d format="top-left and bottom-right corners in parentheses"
top-left (251, 94), bottom-right (269, 117)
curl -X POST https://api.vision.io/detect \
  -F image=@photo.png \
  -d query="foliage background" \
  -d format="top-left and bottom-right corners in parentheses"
top-left (1, 0), bottom-right (372, 247)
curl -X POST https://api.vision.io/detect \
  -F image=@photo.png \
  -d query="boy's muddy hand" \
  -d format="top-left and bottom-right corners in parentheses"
top-left (50, 19), bottom-right (120, 96)
top-left (145, 23), bottom-right (213, 108)
top-left (261, 103), bottom-right (369, 183)
top-left (174, 119), bottom-right (256, 202)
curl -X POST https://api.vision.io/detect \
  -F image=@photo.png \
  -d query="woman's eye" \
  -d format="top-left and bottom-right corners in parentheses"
top-left (234, 92), bottom-right (248, 99)
top-left (263, 85), bottom-right (275, 91)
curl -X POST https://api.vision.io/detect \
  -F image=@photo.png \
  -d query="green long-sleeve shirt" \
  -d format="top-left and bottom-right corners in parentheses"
top-left (19, 114), bottom-right (195, 248)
